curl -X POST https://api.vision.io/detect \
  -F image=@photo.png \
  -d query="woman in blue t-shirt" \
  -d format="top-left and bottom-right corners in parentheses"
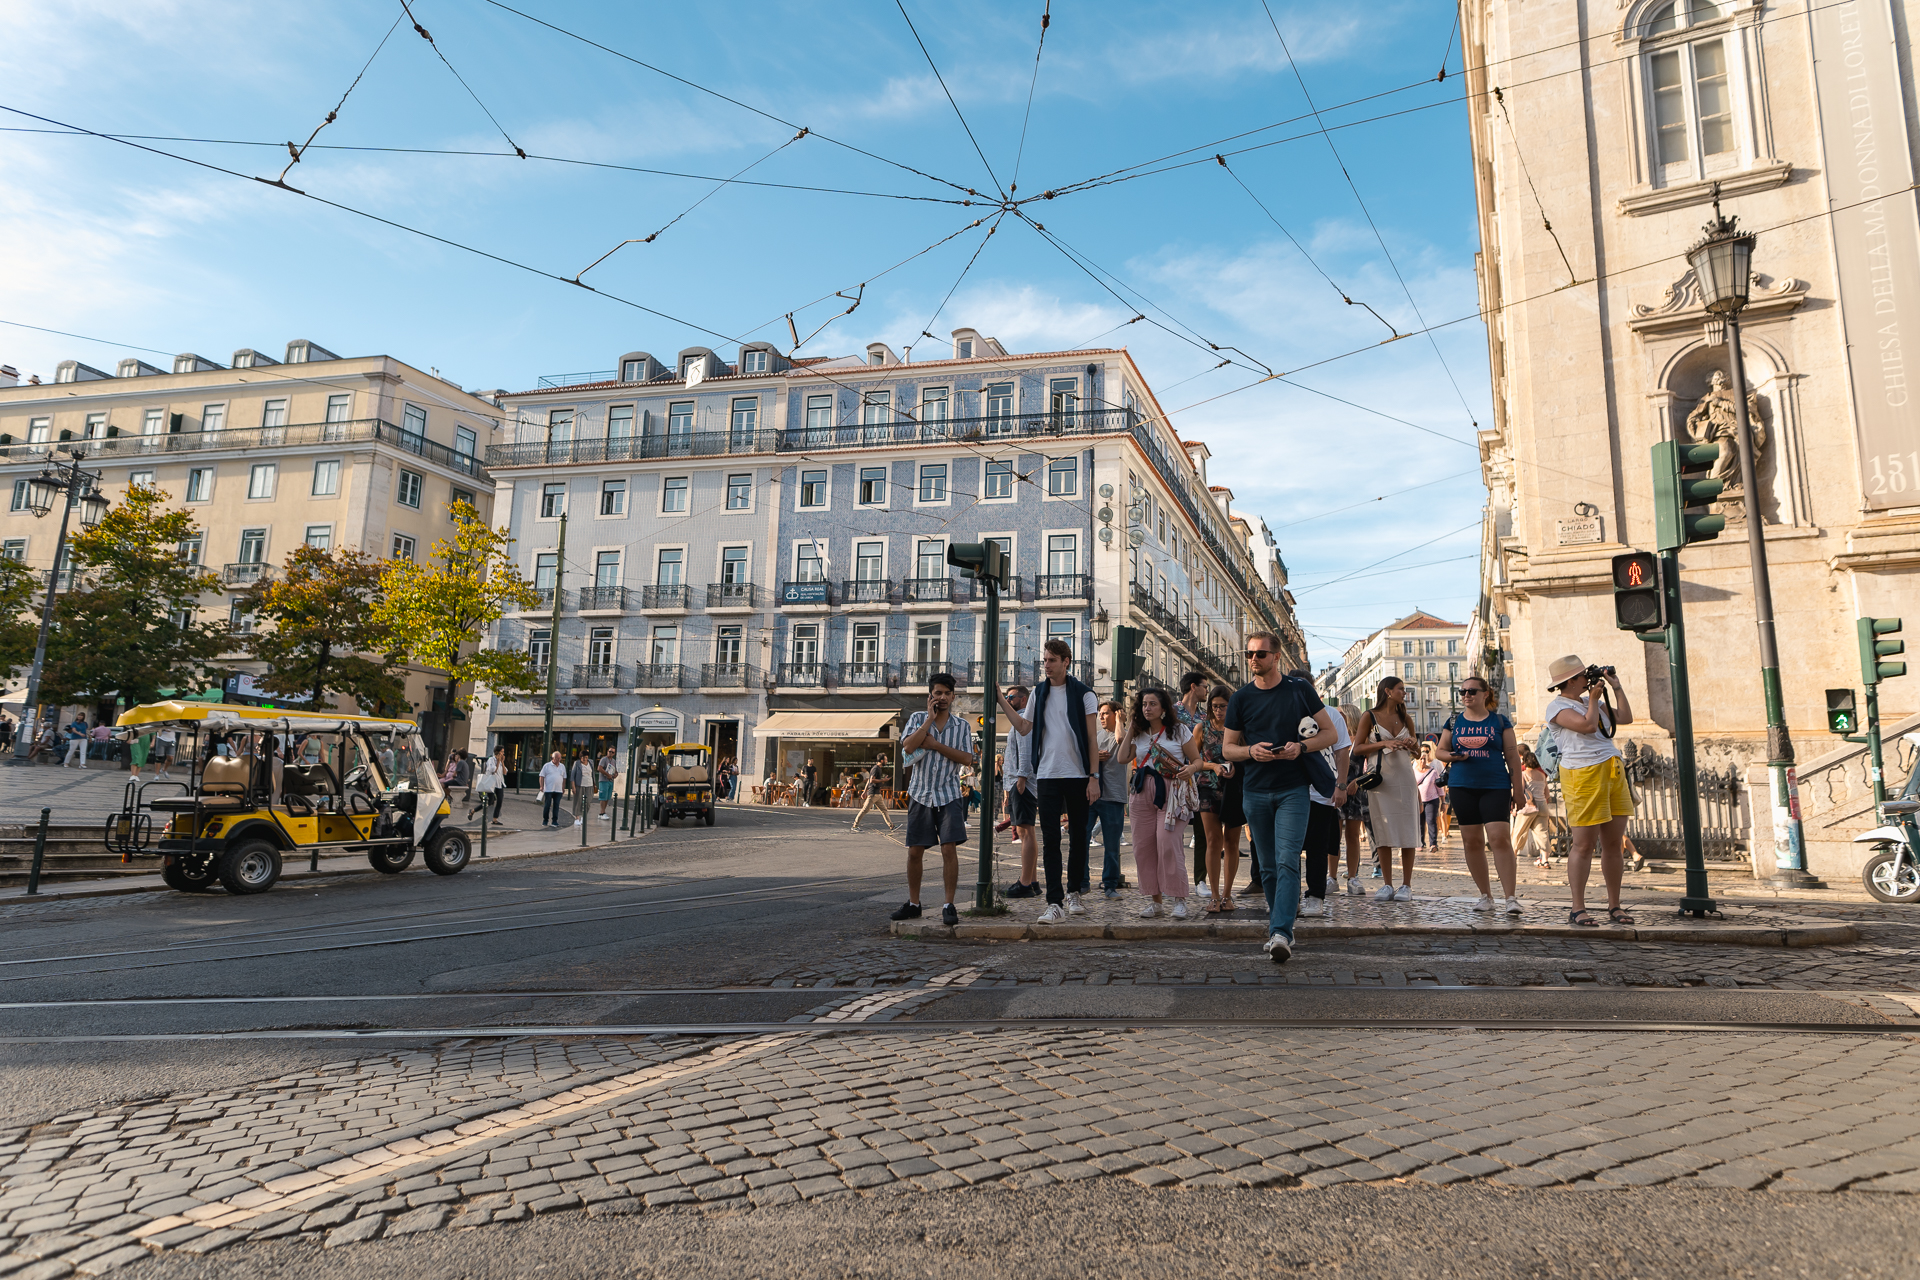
top-left (1434, 675), bottom-right (1528, 915)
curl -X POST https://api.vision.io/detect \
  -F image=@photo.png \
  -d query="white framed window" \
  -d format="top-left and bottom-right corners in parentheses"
top-left (396, 469), bottom-right (422, 508)
top-left (27, 417), bottom-right (50, 443)
top-left (607, 406), bottom-right (634, 442)
top-left (741, 350), bottom-right (769, 374)
top-left (540, 482), bottom-right (565, 519)
top-left (392, 533), bottom-right (416, 561)
top-left (715, 623), bottom-right (744, 665)
top-left (650, 625), bottom-right (678, 665)
top-left (247, 463), bottom-right (277, 500)
top-left (917, 463), bottom-right (947, 504)
top-left (1046, 534), bottom-right (1077, 577)
top-left (600, 479), bottom-right (626, 516)
top-left (804, 394), bottom-right (833, 438)
top-left (128, 469), bottom-right (155, 489)
top-left (326, 393), bottom-right (352, 424)
top-left (851, 620), bottom-right (881, 665)
top-left (855, 540), bottom-right (886, 581)
top-left (1047, 456), bottom-right (1078, 497)
top-left (261, 399), bottom-right (288, 428)
top-left (1049, 377), bottom-right (1078, 420)
top-left (668, 401), bottom-right (694, 440)
top-left (661, 475), bottom-right (689, 513)
top-left (312, 459), bottom-right (341, 496)
top-left (861, 391), bottom-right (891, 432)
top-left (534, 552), bottom-right (557, 590)
top-left (0, 539), bottom-right (23, 561)
top-left (1448, 639), bottom-right (1459, 655)
top-left (305, 525), bottom-right (332, 549)
top-left (85, 412), bottom-right (106, 439)
top-left (622, 358), bottom-right (645, 382)
top-left (451, 487), bottom-right (475, 517)
top-left (201, 403), bottom-right (225, 432)
top-left (455, 424), bottom-right (477, 456)
top-left (1637, 2), bottom-right (1744, 187)
top-left (1404, 662), bottom-right (1415, 680)
top-left (1402, 640), bottom-right (1414, 655)
top-left (799, 469), bottom-right (827, 508)
top-left (720, 545), bottom-right (750, 584)
top-left (1045, 616), bottom-right (1077, 656)
top-left (730, 397), bottom-right (757, 441)
top-left (403, 403), bottom-right (427, 438)
top-left (914, 620), bottom-right (943, 666)
top-left (238, 527), bottom-right (267, 564)
top-left (858, 465), bottom-right (886, 506)
top-left (589, 627), bottom-right (616, 667)
top-left (185, 467), bottom-right (214, 503)
top-left (915, 538), bottom-right (945, 581)
top-left (921, 386), bottom-right (949, 426)
top-left (178, 535), bottom-right (202, 565)
top-left (984, 459), bottom-right (1014, 501)
top-left (142, 408), bottom-right (165, 437)
top-left (656, 547), bottom-right (684, 586)
top-left (985, 382), bottom-right (1014, 434)
top-left (529, 628), bottom-right (551, 670)
top-left (791, 623), bottom-right (820, 665)
top-left (794, 542), bottom-right (825, 583)
top-left (595, 550), bottom-right (621, 588)
top-left (726, 473), bottom-right (753, 511)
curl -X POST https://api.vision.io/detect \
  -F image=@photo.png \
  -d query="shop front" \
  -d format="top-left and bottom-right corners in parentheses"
top-left (752, 710), bottom-right (901, 805)
top-left (488, 712), bottom-right (625, 789)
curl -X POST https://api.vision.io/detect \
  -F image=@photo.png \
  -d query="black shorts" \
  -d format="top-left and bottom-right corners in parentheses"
top-left (1449, 785), bottom-right (1513, 826)
top-left (1194, 786), bottom-right (1221, 816)
top-left (1007, 786), bottom-right (1036, 826)
top-left (906, 798), bottom-right (968, 848)
top-left (1221, 772), bottom-right (1246, 828)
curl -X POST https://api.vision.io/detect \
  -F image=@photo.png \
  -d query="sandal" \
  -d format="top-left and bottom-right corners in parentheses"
top-left (1216, 896), bottom-right (1235, 913)
top-left (1607, 906), bottom-right (1637, 925)
top-left (1567, 909), bottom-right (1598, 927)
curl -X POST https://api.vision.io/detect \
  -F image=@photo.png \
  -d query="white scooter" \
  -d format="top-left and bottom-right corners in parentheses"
top-left (1856, 734), bottom-right (1920, 904)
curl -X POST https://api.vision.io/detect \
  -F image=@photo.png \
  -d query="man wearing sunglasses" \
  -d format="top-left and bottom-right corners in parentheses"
top-left (1223, 633), bottom-right (1339, 963)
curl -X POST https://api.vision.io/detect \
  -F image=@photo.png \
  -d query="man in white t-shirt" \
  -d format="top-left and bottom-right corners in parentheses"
top-left (1294, 669), bottom-right (1352, 918)
top-left (997, 639), bottom-right (1101, 925)
top-left (1544, 655), bottom-right (1637, 928)
top-left (538, 751), bottom-right (567, 828)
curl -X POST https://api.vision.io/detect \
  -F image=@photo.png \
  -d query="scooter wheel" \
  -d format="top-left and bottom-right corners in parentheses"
top-left (1863, 847), bottom-right (1920, 903)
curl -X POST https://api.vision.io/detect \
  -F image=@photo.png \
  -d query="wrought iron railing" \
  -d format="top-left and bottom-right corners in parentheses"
top-left (968, 660), bottom-right (1027, 686)
top-left (632, 664), bottom-right (686, 690)
top-left (520, 587), bottom-right (563, 612)
top-left (706, 582), bottom-right (757, 608)
top-left (966, 575), bottom-right (1022, 602)
top-left (842, 579), bottom-right (891, 606)
top-left (1033, 574), bottom-right (1090, 600)
top-left (776, 662), bottom-right (829, 686)
top-left (699, 662), bottom-right (758, 689)
top-left (1621, 743), bottom-right (1748, 862)
top-left (0, 419), bottom-right (488, 481)
top-left (1027, 661), bottom-right (1096, 686)
top-left (899, 661), bottom-right (958, 686)
top-left (579, 585), bottom-right (628, 611)
top-left (570, 664), bottom-right (626, 689)
top-left (223, 562), bottom-right (270, 586)
top-left (640, 584), bottom-right (688, 610)
top-left (839, 661), bottom-right (891, 688)
top-left (902, 577), bottom-right (955, 604)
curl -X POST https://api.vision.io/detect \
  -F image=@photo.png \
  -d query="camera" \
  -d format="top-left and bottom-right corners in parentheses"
top-left (1584, 664), bottom-right (1615, 683)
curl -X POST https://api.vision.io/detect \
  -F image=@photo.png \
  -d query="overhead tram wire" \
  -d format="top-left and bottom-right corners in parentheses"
top-left (1493, 86), bottom-right (1577, 285)
top-left (905, 211), bottom-right (1008, 358)
top-left (0, 128), bottom-right (976, 206)
top-left (396, 0), bottom-right (528, 160)
top-left (1213, 155), bottom-right (1398, 338)
top-left (895, 0), bottom-right (1004, 198)
top-left (270, 11), bottom-right (405, 185)
top-left (1270, 469), bottom-right (1482, 530)
top-left (480, 0), bottom-right (979, 200)
top-left (1008, 1), bottom-right (1052, 197)
top-left (1258, 0), bottom-right (1479, 431)
top-left (1290, 520), bottom-right (1481, 598)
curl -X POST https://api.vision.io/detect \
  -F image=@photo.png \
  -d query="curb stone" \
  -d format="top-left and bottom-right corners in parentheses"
top-left (890, 918), bottom-right (1857, 947)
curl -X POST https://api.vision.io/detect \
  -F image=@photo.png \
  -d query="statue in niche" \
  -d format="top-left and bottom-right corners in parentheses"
top-left (1683, 369), bottom-right (1765, 491)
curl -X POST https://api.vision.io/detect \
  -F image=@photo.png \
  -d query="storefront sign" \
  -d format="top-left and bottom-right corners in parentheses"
top-left (782, 581), bottom-right (829, 604)
top-left (1812, 0), bottom-right (1920, 510)
top-left (636, 710), bottom-right (680, 732)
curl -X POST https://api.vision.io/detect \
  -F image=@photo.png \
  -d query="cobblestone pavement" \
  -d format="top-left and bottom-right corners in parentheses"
top-left (7, 1022), bottom-right (1920, 1273)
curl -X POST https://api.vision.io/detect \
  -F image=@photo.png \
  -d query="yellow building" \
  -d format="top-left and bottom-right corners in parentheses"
top-left (0, 342), bottom-right (501, 755)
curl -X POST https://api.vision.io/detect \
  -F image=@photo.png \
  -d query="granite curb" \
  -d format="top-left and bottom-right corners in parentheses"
top-left (890, 917), bottom-right (1858, 947)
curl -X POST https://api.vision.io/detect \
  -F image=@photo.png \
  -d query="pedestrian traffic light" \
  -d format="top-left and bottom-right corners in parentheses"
top-left (1825, 689), bottom-right (1857, 734)
top-left (1610, 550), bottom-right (1664, 632)
top-left (1652, 440), bottom-right (1726, 551)
top-left (1113, 625), bottom-right (1146, 683)
top-left (1859, 617), bottom-right (1906, 684)
top-left (946, 541), bottom-right (1008, 588)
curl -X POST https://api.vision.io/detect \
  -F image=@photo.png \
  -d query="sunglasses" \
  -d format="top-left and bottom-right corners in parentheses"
top-left (1459, 686), bottom-right (1488, 696)
top-left (1245, 649), bottom-right (1273, 658)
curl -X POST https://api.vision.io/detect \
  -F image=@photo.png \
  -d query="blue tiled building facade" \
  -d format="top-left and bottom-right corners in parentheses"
top-left (483, 328), bottom-right (1304, 794)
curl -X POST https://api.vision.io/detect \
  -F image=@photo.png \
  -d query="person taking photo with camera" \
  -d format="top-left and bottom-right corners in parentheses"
top-left (1543, 656), bottom-right (1637, 927)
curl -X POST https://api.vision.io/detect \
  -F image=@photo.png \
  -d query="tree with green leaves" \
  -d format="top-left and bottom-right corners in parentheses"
top-left (245, 545), bottom-right (407, 712)
top-left (375, 501), bottom-right (543, 707)
top-left (0, 557), bottom-right (40, 687)
top-left (39, 483), bottom-right (226, 712)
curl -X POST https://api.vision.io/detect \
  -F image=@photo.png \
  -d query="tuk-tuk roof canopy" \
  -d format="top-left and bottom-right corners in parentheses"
top-left (116, 701), bottom-right (419, 735)
top-left (665, 742), bottom-right (708, 754)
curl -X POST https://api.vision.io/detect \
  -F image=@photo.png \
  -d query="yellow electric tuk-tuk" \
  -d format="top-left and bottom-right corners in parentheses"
top-left (104, 702), bottom-right (471, 895)
top-left (654, 742), bottom-right (716, 826)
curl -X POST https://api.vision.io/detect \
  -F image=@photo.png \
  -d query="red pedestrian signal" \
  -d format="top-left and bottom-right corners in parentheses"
top-left (1611, 551), bottom-right (1664, 633)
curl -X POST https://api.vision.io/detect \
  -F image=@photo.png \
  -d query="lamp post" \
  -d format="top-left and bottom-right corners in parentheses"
top-left (1685, 193), bottom-right (1811, 886)
top-left (11, 449), bottom-right (108, 763)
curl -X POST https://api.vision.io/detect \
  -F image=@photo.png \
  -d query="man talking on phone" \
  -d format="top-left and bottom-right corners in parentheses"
top-left (892, 672), bottom-right (976, 928)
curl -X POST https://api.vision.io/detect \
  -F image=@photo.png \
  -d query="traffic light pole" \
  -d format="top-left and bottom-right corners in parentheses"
top-left (1864, 680), bottom-right (1887, 810)
top-left (1725, 314), bottom-right (1811, 886)
top-left (1657, 551), bottom-right (1716, 916)
top-left (975, 576), bottom-right (999, 912)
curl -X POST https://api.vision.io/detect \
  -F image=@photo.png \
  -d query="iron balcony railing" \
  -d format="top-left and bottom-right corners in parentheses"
top-left (842, 578), bottom-right (891, 606)
top-left (966, 575), bottom-right (1022, 602)
top-left (537, 370), bottom-right (617, 389)
top-left (839, 661), bottom-right (891, 688)
top-left (699, 662), bottom-right (758, 688)
top-left (223, 562), bottom-right (270, 586)
top-left (632, 664), bottom-right (686, 689)
top-left (0, 419), bottom-right (488, 482)
top-left (776, 662), bottom-right (829, 687)
top-left (902, 577), bottom-right (955, 604)
top-left (968, 660), bottom-right (1026, 686)
top-left (522, 587), bottom-right (563, 612)
top-left (899, 661), bottom-right (958, 687)
top-left (706, 582), bottom-right (757, 608)
top-left (570, 663), bottom-right (626, 689)
top-left (1031, 660), bottom-right (1096, 686)
top-left (639, 584), bottom-right (688, 610)
top-left (1033, 574), bottom-right (1090, 600)
top-left (579, 585), bottom-right (628, 611)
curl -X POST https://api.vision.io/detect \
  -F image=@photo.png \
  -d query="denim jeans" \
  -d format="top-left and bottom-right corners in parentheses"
top-left (1419, 798), bottom-right (1441, 846)
top-left (1036, 778), bottom-right (1092, 902)
top-left (541, 792), bottom-right (563, 825)
top-left (1243, 786), bottom-right (1311, 941)
top-left (1089, 799), bottom-right (1126, 889)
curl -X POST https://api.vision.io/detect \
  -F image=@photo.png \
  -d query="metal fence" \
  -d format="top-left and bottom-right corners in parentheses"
top-left (1621, 741), bottom-right (1747, 862)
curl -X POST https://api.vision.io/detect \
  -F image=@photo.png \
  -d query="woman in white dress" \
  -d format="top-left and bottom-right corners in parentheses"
top-left (1354, 677), bottom-right (1421, 901)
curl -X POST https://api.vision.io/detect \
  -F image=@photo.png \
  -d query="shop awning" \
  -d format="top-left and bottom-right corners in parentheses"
top-left (488, 714), bottom-right (625, 732)
top-left (752, 711), bottom-right (900, 740)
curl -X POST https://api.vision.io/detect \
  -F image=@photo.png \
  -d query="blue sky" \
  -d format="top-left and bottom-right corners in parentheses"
top-left (0, 0), bottom-right (1492, 669)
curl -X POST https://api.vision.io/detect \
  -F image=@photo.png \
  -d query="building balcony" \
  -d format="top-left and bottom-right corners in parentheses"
top-left (639, 584), bottom-right (689, 612)
top-left (705, 581), bottom-right (758, 610)
top-left (776, 662), bottom-right (830, 688)
top-left (0, 418), bottom-right (488, 483)
top-left (898, 660), bottom-right (960, 688)
top-left (578, 585), bottom-right (628, 613)
top-left (842, 578), bottom-right (891, 609)
top-left (902, 577), bottom-right (956, 607)
top-left (223, 562), bottom-right (271, 587)
top-left (570, 663), bottom-right (626, 690)
top-left (838, 661), bottom-right (892, 690)
top-left (1033, 574), bottom-right (1090, 601)
top-left (1029, 660), bottom-right (1096, 686)
top-left (968, 660), bottom-right (1026, 687)
top-left (966, 574), bottom-right (1022, 604)
top-left (699, 662), bottom-right (759, 691)
top-left (516, 587), bottom-right (564, 615)
top-left (632, 663), bottom-right (687, 690)
top-left (777, 580), bottom-right (832, 610)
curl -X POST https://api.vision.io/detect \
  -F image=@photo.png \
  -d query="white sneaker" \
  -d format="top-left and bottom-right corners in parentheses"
top-left (1346, 877), bottom-right (1362, 896)
top-left (1037, 904), bottom-right (1065, 924)
top-left (599, 814), bottom-right (611, 821)
top-left (1139, 901), bottom-right (1159, 919)
top-left (1299, 896), bottom-right (1324, 918)
top-left (1472, 895), bottom-right (1495, 912)
top-left (1170, 899), bottom-right (1189, 920)
top-left (1374, 884), bottom-right (1396, 902)
top-left (1195, 883), bottom-right (1212, 899)
top-left (1504, 897), bottom-right (1523, 916)
top-left (1263, 932), bottom-right (1293, 962)
top-left (1394, 884), bottom-right (1413, 902)
top-left (573, 819), bottom-right (584, 827)
top-left (1066, 893), bottom-right (1085, 916)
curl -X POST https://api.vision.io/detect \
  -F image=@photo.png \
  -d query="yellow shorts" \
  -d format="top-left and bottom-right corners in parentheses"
top-left (1561, 756), bottom-right (1634, 827)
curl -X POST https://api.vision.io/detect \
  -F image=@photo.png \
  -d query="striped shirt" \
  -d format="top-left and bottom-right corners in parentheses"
top-left (903, 710), bottom-right (974, 807)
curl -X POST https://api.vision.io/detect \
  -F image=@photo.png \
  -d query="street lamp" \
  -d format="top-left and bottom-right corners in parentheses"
top-left (1091, 603), bottom-right (1110, 646)
top-left (1684, 191), bottom-right (1810, 885)
top-left (10, 450), bottom-right (107, 763)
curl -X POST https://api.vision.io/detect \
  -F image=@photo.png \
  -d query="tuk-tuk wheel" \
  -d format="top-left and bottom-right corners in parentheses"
top-left (217, 839), bottom-right (283, 895)
top-left (704, 807), bottom-right (715, 826)
top-left (425, 828), bottom-right (472, 876)
top-left (368, 845), bottom-right (415, 875)
top-left (162, 858), bottom-right (217, 893)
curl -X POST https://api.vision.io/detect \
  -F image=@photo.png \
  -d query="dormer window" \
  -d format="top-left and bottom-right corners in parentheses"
top-left (957, 339), bottom-right (975, 359)
top-left (742, 350), bottom-right (768, 374)
top-left (622, 359), bottom-right (644, 382)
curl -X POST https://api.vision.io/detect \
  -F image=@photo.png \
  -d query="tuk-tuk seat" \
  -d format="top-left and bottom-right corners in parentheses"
top-left (147, 755), bottom-right (256, 813)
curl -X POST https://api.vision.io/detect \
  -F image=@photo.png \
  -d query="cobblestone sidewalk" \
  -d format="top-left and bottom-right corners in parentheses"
top-left (7, 1023), bottom-right (1920, 1273)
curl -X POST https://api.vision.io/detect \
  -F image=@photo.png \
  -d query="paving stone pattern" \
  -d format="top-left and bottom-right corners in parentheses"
top-left (8, 1026), bottom-right (1920, 1269)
